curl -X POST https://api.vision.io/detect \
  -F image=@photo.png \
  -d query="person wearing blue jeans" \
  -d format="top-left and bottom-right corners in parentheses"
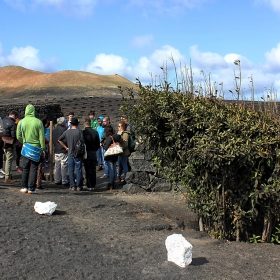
top-left (68, 156), bottom-right (83, 189)
top-left (103, 125), bottom-right (121, 190)
top-left (58, 117), bottom-right (84, 191)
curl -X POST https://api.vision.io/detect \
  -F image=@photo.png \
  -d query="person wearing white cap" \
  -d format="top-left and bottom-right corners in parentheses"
top-left (52, 117), bottom-right (69, 186)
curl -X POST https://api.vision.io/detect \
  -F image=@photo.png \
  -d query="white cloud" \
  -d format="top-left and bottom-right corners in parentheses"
top-left (83, 45), bottom-right (185, 81)
top-left (256, 0), bottom-right (280, 12)
top-left (0, 44), bottom-right (57, 72)
top-left (4, 0), bottom-right (97, 16)
top-left (131, 34), bottom-right (154, 49)
top-left (83, 53), bottom-right (129, 75)
top-left (264, 43), bottom-right (280, 71)
top-left (128, 0), bottom-right (210, 14)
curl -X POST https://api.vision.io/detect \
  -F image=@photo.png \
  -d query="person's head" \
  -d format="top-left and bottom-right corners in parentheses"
top-left (118, 121), bottom-right (127, 132)
top-left (88, 110), bottom-right (95, 120)
top-left (68, 112), bottom-right (74, 121)
top-left (103, 116), bottom-right (110, 126)
top-left (121, 115), bottom-right (128, 123)
top-left (42, 116), bottom-right (50, 127)
top-left (57, 117), bottom-right (66, 126)
top-left (9, 110), bottom-right (18, 120)
top-left (84, 118), bottom-right (91, 127)
top-left (97, 116), bottom-right (103, 126)
top-left (105, 125), bottom-right (114, 137)
top-left (70, 117), bottom-right (79, 128)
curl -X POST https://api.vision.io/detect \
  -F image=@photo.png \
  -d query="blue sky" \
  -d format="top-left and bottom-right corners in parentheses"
top-left (1, 0), bottom-right (280, 99)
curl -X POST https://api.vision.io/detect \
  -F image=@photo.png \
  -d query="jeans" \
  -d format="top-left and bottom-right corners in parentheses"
top-left (84, 151), bottom-right (97, 188)
top-left (68, 156), bottom-right (83, 188)
top-left (107, 161), bottom-right (117, 184)
top-left (4, 146), bottom-right (14, 179)
top-left (54, 153), bottom-right (69, 184)
top-left (21, 155), bottom-right (40, 191)
top-left (118, 155), bottom-right (129, 180)
top-left (96, 146), bottom-right (104, 166)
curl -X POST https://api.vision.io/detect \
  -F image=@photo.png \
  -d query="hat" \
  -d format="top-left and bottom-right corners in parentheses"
top-left (70, 117), bottom-right (79, 125)
top-left (57, 117), bottom-right (65, 125)
top-left (98, 116), bottom-right (104, 121)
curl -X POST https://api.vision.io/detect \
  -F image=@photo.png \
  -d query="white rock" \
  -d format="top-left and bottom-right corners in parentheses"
top-left (34, 201), bottom-right (57, 215)
top-left (165, 233), bottom-right (193, 268)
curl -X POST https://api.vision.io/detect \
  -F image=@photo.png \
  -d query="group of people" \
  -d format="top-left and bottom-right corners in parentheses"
top-left (0, 104), bottom-right (133, 193)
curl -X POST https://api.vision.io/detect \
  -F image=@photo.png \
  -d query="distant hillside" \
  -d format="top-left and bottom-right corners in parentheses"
top-left (0, 66), bottom-right (136, 102)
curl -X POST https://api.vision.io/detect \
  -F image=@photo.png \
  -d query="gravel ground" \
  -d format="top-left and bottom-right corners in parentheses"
top-left (0, 169), bottom-right (279, 280)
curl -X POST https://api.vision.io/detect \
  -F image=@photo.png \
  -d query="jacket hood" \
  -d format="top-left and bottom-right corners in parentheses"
top-left (25, 104), bottom-right (35, 117)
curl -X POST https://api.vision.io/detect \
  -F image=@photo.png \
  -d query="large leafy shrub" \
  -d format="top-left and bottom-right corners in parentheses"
top-left (120, 80), bottom-right (280, 242)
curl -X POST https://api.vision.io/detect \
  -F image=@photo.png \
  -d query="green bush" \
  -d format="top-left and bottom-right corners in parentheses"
top-left (120, 80), bottom-right (280, 242)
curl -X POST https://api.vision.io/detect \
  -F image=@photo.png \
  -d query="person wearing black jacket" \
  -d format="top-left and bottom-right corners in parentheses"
top-left (53, 117), bottom-right (69, 186)
top-left (83, 119), bottom-right (100, 190)
top-left (2, 110), bottom-right (18, 183)
top-left (103, 125), bottom-right (121, 190)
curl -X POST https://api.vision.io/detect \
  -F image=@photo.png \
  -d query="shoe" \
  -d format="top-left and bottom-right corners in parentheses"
top-left (89, 188), bottom-right (95, 191)
top-left (27, 190), bottom-right (37, 194)
top-left (36, 186), bottom-right (44, 190)
top-left (0, 173), bottom-right (4, 179)
top-left (120, 179), bottom-right (126, 185)
top-left (16, 167), bottom-right (23, 173)
top-left (107, 183), bottom-right (114, 191)
top-left (100, 174), bottom-right (109, 179)
top-left (69, 187), bottom-right (76, 191)
top-left (116, 176), bottom-right (121, 181)
top-left (20, 188), bottom-right (28, 193)
top-left (77, 187), bottom-right (84, 191)
top-left (4, 178), bottom-right (16, 183)
top-left (82, 186), bottom-right (90, 191)
top-left (0, 168), bottom-right (5, 175)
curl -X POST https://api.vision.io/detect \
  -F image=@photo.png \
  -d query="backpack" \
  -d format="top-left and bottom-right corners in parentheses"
top-left (128, 134), bottom-right (136, 153)
top-left (73, 132), bottom-right (86, 157)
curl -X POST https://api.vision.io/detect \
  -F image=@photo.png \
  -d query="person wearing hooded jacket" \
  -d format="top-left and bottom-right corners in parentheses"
top-left (16, 104), bottom-right (45, 194)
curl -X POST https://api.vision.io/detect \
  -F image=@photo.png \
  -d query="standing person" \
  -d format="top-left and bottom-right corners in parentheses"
top-left (103, 126), bottom-right (121, 190)
top-left (14, 117), bottom-right (23, 173)
top-left (0, 117), bottom-right (5, 178)
top-left (58, 117), bottom-right (84, 191)
top-left (0, 139), bottom-right (4, 179)
top-left (65, 111), bottom-right (75, 129)
top-left (42, 117), bottom-right (50, 166)
top-left (96, 116), bottom-right (104, 171)
top-left (16, 104), bottom-right (45, 194)
top-left (88, 110), bottom-right (98, 130)
top-left (83, 119), bottom-right (100, 190)
top-left (99, 116), bottom-right (112, 179)
top-left (2, 110), bottom-right (18, 183)
top-left (53, 117), bottom-right (69, 186)
top-left (116, 121), bottom-right (130, 184)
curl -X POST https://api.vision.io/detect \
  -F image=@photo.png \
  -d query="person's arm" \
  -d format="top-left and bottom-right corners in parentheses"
top-left (16, 120), bottom-right (23, 143)
top-left (58, 131), bottom-right (69, 151)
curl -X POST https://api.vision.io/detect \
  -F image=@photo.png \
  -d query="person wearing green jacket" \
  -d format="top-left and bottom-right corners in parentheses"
top-left (16, 104), bottom-right (45, 194)
top-left (88, 110), bottom-right (98, 130)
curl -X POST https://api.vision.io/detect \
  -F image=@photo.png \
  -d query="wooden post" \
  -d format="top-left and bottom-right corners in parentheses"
top-left (49, 121), bottom-right (53, 182)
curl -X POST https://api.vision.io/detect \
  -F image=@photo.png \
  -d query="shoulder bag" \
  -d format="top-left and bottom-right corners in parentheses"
top-left (104, 136), bottom-right (123, 156)
top-left (20, 121), bottom-right (42, 162)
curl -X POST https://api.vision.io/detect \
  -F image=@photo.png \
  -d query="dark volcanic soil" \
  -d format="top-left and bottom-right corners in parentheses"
top-left (0, 169), bottom-right (279, 280)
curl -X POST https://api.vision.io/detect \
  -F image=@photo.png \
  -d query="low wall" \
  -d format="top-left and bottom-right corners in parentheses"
top-left (0, 103), bottom-right (63, 123)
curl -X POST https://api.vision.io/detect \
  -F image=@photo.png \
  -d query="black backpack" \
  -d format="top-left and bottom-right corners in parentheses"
top-left (73, 132), bottom-right (85, 157)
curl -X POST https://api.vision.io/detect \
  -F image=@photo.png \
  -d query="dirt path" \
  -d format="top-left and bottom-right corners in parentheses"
top-left (0, 171), bottom-right (279, 280)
